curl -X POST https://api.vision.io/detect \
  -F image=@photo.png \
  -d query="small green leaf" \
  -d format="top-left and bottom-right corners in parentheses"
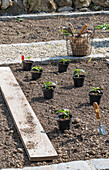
top-left (32, 66), bottom-right (42, 72)
top-left (89, 87), bottom-right (102, 93)
top-left (73, 70), bottom-right (78, 76)
top-left (61, 30), bottom-right (70, 36)
top-left (73, 69), bottom-right (86, 76)
top-left (43, 82), bottom-right (56, 89)
top-left (59, 59), bottom-right (71, 64)
top-left (56, 109), bottom-right (70, 118)
top-left (25, 56), bottom-right (32, 59)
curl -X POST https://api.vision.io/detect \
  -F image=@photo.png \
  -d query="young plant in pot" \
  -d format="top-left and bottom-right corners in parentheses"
top-left (42, 82), bottom-right (56, 99)
top-left (56, 109), bottom-right (72, 132)
top-left (73, 69), bottom-right (86, 87)
top-left (58, 59), bottom-right (71, 73)
top-left (89, 87), bottom-right (103, 105)
top-left (31, 66), bottom-right (43, 80)
top-left (22, 55), bottom-right (33, 71)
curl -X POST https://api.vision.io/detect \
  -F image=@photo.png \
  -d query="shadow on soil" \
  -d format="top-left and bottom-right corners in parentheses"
top-left (76, 102), bottom-right (91, 108)
top-left (60, 85), bottom-right (74, 90)
top-left (31, 96), bottom-right (46, 103)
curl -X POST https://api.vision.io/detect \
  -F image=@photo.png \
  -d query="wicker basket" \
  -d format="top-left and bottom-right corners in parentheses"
top-left (69, 34), bottom-right (91, 56)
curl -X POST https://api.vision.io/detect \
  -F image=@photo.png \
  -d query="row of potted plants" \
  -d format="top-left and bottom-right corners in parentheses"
top-left (22, 57), bottom-right (103, 104)
top-left (21, 56), bottom-right (103, 132)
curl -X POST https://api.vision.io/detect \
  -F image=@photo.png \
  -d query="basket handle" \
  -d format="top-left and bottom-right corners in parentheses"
top-left (68, 23), bottom-right (75, 35)
top-left (78, 24), bottom-right (87, 36)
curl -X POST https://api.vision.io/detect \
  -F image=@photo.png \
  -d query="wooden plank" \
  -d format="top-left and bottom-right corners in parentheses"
top-left (0, 67), bottom-right (58, 161)
top-left (106, 59), bottom-right (109, 65)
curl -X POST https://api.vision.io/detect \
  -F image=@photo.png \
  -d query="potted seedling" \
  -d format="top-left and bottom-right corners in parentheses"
top-left (58, 59), bottom-right (71, 73)
top-left (56, 109), bottom-right (72, 132)
top-left (22, 55), bottom-right (33, 71)
top-left (42, 82), bottom-right (56, 99)
top-left (73, 69), bottom-right (86, 87)
top-left (95, 23), bottom-right (109, 30)
top-left (31, 66), bottom-right (43, 80)
top-left (89, 87), bottom-right (103, 105)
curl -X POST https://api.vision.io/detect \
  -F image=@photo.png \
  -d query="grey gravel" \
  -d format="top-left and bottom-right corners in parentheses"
top-left (0, 38), bottom-right (109, 65)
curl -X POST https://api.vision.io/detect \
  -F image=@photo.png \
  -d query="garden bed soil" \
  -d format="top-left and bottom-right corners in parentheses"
top-left (0, 59), bottom-right (109, 169)
top-left (0, 14), bottom-right (109, 45)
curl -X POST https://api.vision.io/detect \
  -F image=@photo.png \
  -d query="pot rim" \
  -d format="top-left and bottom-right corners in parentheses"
top-left (56, 114), bottom-right (72, 121)
top-left (22, 60), bottom-right (33, 63)
top-left (88, 91), bottom-right (103, 96)
top-left (73, 75), bottom-right (86, 78)
top-left (31, 70), bottom-right (43, 73)
top-left (58, 62), bottom-right (69, 65)
top-left (42, 86), bottom-right (56, 90)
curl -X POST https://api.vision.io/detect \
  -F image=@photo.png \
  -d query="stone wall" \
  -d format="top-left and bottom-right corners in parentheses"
top-left (0, 0), bottom-right (109, 15)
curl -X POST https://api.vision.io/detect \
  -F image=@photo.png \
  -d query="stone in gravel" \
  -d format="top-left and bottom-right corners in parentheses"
top-left (57, 149), bottom-right (62, 154)
top-left (79, 7), bottom-right (89, 12)
top-left (93, 61), bottom-right (98, 65)
top-left (74, 123), bottom-right (81, 128)
top-left (10, 130), bottom-right (14, 134)
top-left (105, 139), bottom-right (109, 144)
top-left (43, 161), bottom-right (47, 165)
top-left (88, 150), bottom-right (96, 155)
top-left (72, 118), bottom-right (81, 124)
top-left (100, 85), bottom-right (104, 90)
top-left (85, 153), bottom-right (90, 156)
top-left (5, 127), bottom-right (10, 131)
top-left (17, 148), bottom-right (23, 153)
top-left (93, 5), bottom-right (103, 11)
top-left (58, 6), bottom-right (74, 12)
top-left (13, 149), bottom-right (17, 153)
top-left (62, 155), bottom-right (68, 159)
top-left (59, 157), bottom-right (63, 162)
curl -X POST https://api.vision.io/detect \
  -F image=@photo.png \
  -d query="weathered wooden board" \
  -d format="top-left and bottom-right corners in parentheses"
top-left (106, 59), bottom-right (109, 65)
top-left (0, 67), bottom-right (58, 161)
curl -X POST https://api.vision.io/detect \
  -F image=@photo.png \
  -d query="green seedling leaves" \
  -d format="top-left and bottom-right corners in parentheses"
top-left (89, 87), bottom-right (102, 93)
top-left (75, 29), bottom-right (78, 34)
top-left (73, 69), bottom-right (86, 77)
top-left (95, 23), bottom-right (109, 30)
top-left (56, 109), bottom-right (70, 118)
top-left (44, 82), bottom-right (56, 89)
top-left (61, 30), bottom-right (70, 36)
top-left (26, 0), bottom-right (31, 4)
top-left (32, 66), bottom-right (42, 72)
top-left (25, 56), bottom-right (32, 60)
top-left (17, 17), bottom-right (24, 23)
top-left (59, 59), bottom-right (71, 64)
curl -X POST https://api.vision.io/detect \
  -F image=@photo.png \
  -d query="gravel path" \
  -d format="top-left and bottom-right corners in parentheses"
top-left (0, 40), bottom-right (67, 64)
top-left (0, 38), bottom-right (109, 64)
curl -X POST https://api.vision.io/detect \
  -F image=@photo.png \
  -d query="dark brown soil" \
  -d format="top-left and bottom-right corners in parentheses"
top-left (0, 14), bottom-right (109, 44)
top-left (0, 59), bottom-right (109, 169)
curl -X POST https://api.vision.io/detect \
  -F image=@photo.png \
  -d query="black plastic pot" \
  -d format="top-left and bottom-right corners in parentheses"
top-left (89, 91), bottom-right (103, 105)
top-left (31, 70), bottom-right (43, 80)
top-left (42, 87), bottom-right (55, 99)
top-left (56, 114), bottom-right (72, 132)
top-left (22, 60), bottom-right (33, 71)
top-left (73, 75), bottom-right (85, 87)
top-left (58, 62), bottom-right (69, 73)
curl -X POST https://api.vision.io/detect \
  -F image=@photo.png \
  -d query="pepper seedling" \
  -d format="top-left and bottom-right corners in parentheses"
top-left (58, 59), bottom-right (71, 64)
top-left (89, 87), bottom-right (102, 94)
top-left (95, 23), bottom-right (109, 30)
top-left (17, 17), bottom-right (24, 23)
top-left (56, 109), bottom-right (70, 119)
top-left (25, 56), bottom-right (32, 60)
top-left (61, 30), bottom-right (71, 36)
top-left (73, 69), bottom-right (86, 77)
top-left (43, 82), bottom-right (56, 89)
top-left (32, 66), bottom-right (42, 72)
